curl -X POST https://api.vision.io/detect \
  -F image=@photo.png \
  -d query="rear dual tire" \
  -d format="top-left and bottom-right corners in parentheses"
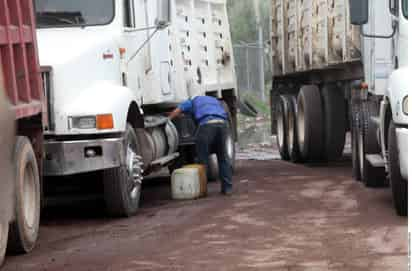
top-left (276, 85), bottom-right (346, 163)
top-left (286, 96), bottom-right (301, 162)
top-left (297, 85), bottom-right (324, 161)
top-left (321, 84), bottom-right (347, 160)
top-left (275, 95), bottom-right (291, 160)
top-left (351, 102), bottom-right (362, 181)
top-left (208, 123), bottom-right (236, 182)
top-left (208, 101), bottom-right (237, 181)
top-left (222, 101), bottom-right (237, 171)
top-left (274, 95), bottom-right (301, 162)
top-left (358, 102), bottom-right (386, 187)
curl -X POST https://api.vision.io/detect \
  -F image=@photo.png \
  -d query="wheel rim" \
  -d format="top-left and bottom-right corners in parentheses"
top-left (276, 107), bottom-right (284, 149)
top-left (288, 107), bottom-right (295, 154)
top-left (126, 144), bottom-right (143, 200)
top-left (297, 97), bottom-right (305, 153)
top-left (225, 133), bottom-right (234, 162)
top-left (358, 129), bottom-right (365, 179)
top-left (351, 130), bottom-right (359, 177)
top-left (23, 163), bottom-right (36, 229)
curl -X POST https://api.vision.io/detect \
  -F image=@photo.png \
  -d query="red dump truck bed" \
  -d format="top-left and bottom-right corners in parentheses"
top-left (0, 1), bottom-right (43, 263)
top-left (0, 0), bottom-right (43, 120)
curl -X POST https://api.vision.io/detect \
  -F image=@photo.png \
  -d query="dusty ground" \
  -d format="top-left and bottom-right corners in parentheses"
top-left (3, 157), bottom-right (407, 271)
top-left (2, 121), bottom-right (408, 270)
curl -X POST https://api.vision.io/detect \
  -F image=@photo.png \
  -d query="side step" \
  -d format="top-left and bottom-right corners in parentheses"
top-left (150, 152), bottom-right (180, 168)
top-left (366, 154), bottom-right (385, 168)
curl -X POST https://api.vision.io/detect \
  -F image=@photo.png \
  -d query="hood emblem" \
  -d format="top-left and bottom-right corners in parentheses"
top-left (103, 50), bottom-right (114, 60)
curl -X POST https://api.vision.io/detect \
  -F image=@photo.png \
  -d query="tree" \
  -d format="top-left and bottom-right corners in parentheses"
top-left (227, 0), bottom-right (271, 44)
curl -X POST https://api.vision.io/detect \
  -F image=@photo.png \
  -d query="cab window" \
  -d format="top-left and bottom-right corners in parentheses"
top-left (402, 0), bottom-right (408, 19)
top-left (35, 0), bottom-right (115, 28)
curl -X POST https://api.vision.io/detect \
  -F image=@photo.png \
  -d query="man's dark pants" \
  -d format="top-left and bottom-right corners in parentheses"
top-left (196, 123), bottom-right (233, 193)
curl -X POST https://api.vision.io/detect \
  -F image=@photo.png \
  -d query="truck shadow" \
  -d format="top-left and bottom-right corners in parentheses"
top-left (41, 173), bottom-right (174, 225)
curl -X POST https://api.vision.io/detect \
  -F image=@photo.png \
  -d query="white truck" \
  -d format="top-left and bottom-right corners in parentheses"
top-left (35, 0), bottom-right (237, 216)
top-left (270, 0), bottom-right (408, 216)
top-left (349, 0), bottom-right (408, 216)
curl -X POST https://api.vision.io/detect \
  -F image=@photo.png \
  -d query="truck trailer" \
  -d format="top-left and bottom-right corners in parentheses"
top-left (0, 0), bottom-right (43, 263)
top-left (35, 0), bottom-right (237, 217)
top-left (270, 0), bottom-right (408, 215)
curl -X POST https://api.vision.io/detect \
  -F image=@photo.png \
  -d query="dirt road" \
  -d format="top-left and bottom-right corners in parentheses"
top-left (3, 157), bottom-right (407, 271)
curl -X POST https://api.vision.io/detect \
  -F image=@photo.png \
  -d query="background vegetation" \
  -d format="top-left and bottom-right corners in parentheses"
top-left (227, 0), bottom-right (272, 117)
top-left (227, 0), bottom-right (271, 45)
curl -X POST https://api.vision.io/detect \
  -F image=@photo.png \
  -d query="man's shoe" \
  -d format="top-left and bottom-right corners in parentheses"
top-left (221, 189), bottom-right (233, 196)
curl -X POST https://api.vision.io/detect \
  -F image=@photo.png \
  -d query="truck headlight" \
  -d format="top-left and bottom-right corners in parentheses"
top-left (70, 116), bottom-right (97, 129)
top-left (402, 95), bottom-right (408, 115)
top-left (70, 114), bottom-right (114, 130)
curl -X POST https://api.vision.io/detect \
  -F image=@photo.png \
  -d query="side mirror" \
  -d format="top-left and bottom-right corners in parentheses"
top-left (156, 0), bottom-right (171, 29)
top-left (349, 0), bottom-right (369, 25)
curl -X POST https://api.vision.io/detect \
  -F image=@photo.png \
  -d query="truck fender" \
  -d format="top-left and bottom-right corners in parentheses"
top-left (58, 82), bottom-right (141, 133)
top-left (386, 68), bottom-right (408, 126)
top-left (379, 98), bottom-right (390, 164)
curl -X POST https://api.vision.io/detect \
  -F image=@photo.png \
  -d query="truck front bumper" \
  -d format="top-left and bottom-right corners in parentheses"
top-left (396, 127), bottom-right (408, 180)
top-left (44, 137), bottom-right (124, 176)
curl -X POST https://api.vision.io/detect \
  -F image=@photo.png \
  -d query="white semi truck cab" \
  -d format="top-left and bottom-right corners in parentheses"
top-left (349, 0), bottom-right (408, 216)
top-left (34, 0), bottom-right (237, 216)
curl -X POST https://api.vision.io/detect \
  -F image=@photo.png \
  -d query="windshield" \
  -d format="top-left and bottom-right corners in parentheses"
top-left (403, 0), bottom-right (408, 19)
top-left (34, 0), bottom-right (115, 28)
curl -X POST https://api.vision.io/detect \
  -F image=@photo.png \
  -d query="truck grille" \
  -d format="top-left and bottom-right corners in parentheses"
top-left (41, 66), bottom-right (54, 131)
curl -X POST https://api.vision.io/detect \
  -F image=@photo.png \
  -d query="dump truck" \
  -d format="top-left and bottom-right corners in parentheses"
top-left (0, 0), bottom-right (43, 264)
top-left (270, 0), bottom-right (408, 215)
top-left (35, 0), bottom-right (237, 217)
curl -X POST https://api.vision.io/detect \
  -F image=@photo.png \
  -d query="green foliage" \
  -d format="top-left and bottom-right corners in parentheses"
top-left (227, 0), bottom-right (256, 43)
top-left (227, 0), bottom-right (271, 44)
top-left (243, 92), bottom-right (270, 116)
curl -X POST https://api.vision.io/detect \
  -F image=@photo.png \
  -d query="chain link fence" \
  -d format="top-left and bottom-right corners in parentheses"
top-left (233, 43), bottom-right (272, 101)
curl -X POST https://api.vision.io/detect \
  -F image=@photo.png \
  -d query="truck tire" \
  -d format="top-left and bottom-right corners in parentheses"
top-left (8, 137), bottom-right (40, 254)
top-left (286, 96), bottom-right (301, 162)
top-left (0, 220), bottom-right (8, 266)
top-left (103, 124), bottom-right (143, 217)
top-left (358, 102), bottom-right (386, 187)
top-left (225, 129), bottom-right (236, 171)
top-left (208, 126), bottom-right (235, 181)
top-left (351, 102), bottom-right (362, 181)
top-left (208, 154), bottom-right (219, 182)
top-left (275, 95), bottom-right (290, 160)
top-left (321, 84), bottom-right (347, 160)
top-left (222, 102), bottom-right (237, 171)
top-left (388, 121), bottom-right (407, 216)
top-left (221, 101), bottom-right (237, 171)
top-left (297, 85), bottom-right (324, 161)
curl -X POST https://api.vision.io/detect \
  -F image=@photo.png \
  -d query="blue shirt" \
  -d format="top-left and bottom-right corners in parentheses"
top-left (178, 96), bottom-right (228, 125)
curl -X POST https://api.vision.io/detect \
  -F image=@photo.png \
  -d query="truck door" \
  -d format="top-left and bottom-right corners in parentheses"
top-left (122, 0), bottom-right (149, 97)
top-left (397, 0), bottom-right (408, 68)
top-left (362, 0), bottom-right (394, 95)
top-left (145, 0), bottom-right (174, 98)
